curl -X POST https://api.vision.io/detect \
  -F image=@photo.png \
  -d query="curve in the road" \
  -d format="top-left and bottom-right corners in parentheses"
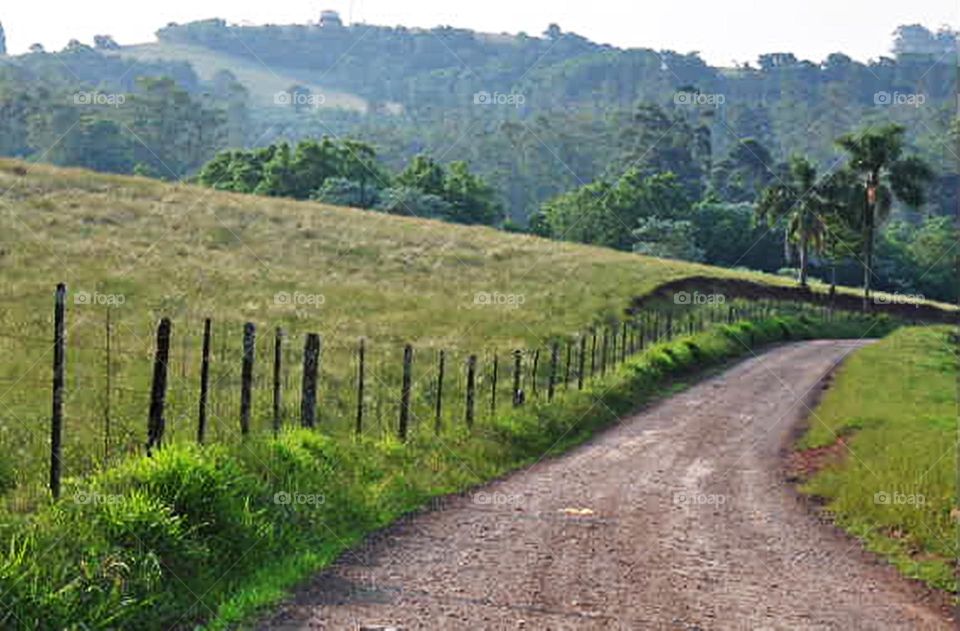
top-left (264, 340), bottom-right (953, 630)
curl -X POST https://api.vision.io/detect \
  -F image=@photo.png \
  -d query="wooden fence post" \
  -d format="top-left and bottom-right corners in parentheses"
top-left (564, 342), bottom-right (572, 387)
top-left (435, 350), bottom-right (445, 433)
top-left (300, 333), bottom-right (320, 428)
top-left (620, 320), bottom-right (628, 364)
top-left (465, 355), bottom-right (477, 428)
top-left (50, 283), bottom-right (66, 499)
top-left (599, 330), bottom-right (608, 377)
top-left (512, 349), bottom-right (523, 406)
top-left (531, 349), bottom-right (540, 396)
top-left (590, 331), bottom-right (597, 376)
top-left (577, 335), bottom-right (587, 390)
top-left (146, 317), bottom-right (172, 456)
top-left (103, 307), bottom-right (112, 461)
top-left (490, 354), bottom-right (499, 416)
top-left (548, 343), bottom-right (559, 400)
top-left (398, 344), bottom-right (413, 441)
top-left (272, 327), bottom-right (283, 434)
top-left (240, 322), bottom-right (256, 437)
top-left (356, 338), bottom-right (365, 437)
top-left (197, 318), bottom-right (211, 444)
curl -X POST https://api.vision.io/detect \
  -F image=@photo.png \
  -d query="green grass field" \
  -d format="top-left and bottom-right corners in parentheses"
top-left (0, 158), bottom-right (825, 498)
top-left (797, 326), bottom-right (958, 593)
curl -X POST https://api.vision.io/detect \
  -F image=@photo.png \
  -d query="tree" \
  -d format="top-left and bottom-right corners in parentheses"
top-left (93, 35), bottom-right (120, 50)
top-left (312, 177), bottom-right (379, 208)
top-left (836, 124), bottom-right (933, 308)
top-left (632, 217), bottom-right (704, 262)
top-left (396, 154), bottom-right (445, 197)
top-left (0, 22), bottom-right (6, 56)
top-left (756, 156), bottom-right (830, 287)
top-left (442, 161), bottom-right (502, 225)
top-left (375, 186), bottom-right (452, 218)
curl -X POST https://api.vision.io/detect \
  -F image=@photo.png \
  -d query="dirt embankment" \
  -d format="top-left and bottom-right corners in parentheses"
top-left (629, 275), bottom-right (957, 324)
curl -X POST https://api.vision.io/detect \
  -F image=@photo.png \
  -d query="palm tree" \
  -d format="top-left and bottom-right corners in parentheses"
top-left (756, 156), bottom-right (829, 287)
top-left (835, 125), bottom-right (933, 309)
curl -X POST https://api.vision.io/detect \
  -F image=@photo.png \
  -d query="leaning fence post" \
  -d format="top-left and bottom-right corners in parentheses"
top-left (198, 318), bottom-right (212, 444)
top-left (146, 317), bottom-right (172, 456)
top-left (50, 283), bottom-right (66, 499)
top-left (465, 355), bottom-right (477, 428)
top-left (512, 349), bottom-right (523, 406)
top-left (356, 338), bottom-right (365, 437)
top-left (435, 350), bottom-right (445, 433)
top-left (577, 335), bottom-right (587, 390)
top-left (300, 333), bottom-right (320, 428)
top-left (240, 323), bottom-right (256, 437)
top-left (272, 327), bottom-right (283, 434)
top-left (398, 344), bottom-right (413, 441)
top-left (548, 343), bottom-right (559, 400)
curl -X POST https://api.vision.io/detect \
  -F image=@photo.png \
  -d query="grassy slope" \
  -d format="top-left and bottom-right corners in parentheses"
top-left (797, 326), bottom-right (958, 593)
top-left (0, 158), bottom-right (815, 491)
top-left (113, 43), bottom-right (372, 111)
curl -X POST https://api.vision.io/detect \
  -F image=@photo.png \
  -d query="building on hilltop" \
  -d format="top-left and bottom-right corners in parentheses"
top-left (320, 10), bottom-right (344, 28)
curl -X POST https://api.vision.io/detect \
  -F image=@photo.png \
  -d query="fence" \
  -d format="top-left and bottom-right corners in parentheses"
top-left (0, 286), bottom-right (851, 507)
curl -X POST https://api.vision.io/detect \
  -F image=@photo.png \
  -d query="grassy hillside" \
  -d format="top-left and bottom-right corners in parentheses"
top-left (113, 43), bottom-right (373, 112)
top-left (0, 158), bottom-right (930, 500)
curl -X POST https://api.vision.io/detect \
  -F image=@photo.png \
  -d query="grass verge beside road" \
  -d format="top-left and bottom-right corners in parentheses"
top-left (796, 326), bottom-right (958, 594)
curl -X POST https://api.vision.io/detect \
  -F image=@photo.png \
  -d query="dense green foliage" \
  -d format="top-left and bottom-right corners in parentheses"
top-left (196, 140), bottom-right (503, 224)
top-left (798, 326), bottom-right (958, 593)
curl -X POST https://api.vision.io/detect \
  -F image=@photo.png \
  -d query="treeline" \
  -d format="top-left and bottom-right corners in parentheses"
top-left (196, 139), bottom-right (503, 225)
top-left (533, 123), bottom-right (956, 304)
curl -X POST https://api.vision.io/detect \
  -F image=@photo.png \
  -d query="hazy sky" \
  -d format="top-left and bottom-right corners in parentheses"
top-left (1, 1), bottom-right (956, 64)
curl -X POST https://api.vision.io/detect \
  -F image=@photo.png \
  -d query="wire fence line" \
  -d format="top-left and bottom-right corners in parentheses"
top-left (0, 284), bottom-right (849, 508)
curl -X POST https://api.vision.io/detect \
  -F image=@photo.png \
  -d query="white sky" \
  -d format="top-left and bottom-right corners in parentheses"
top-left (1, 1), bottom-right (956, 65)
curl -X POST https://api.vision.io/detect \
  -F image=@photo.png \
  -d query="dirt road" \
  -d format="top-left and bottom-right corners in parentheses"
top-left (263, 341), bottom-right (953, 630)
